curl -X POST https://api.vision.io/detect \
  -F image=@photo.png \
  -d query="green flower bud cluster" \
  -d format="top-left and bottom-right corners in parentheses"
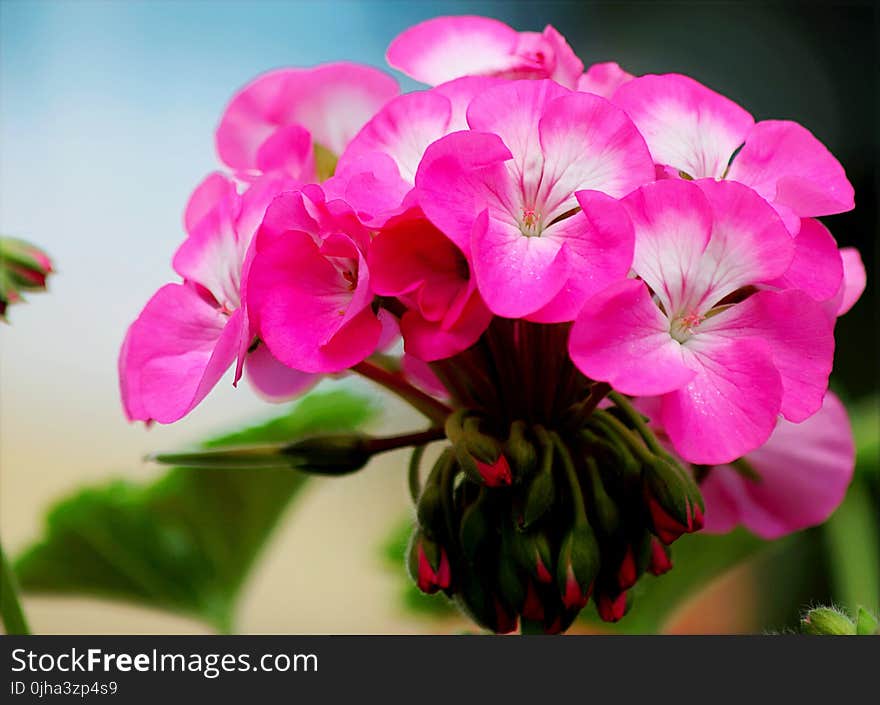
top-left (406, 399), bottom-right (705, 634)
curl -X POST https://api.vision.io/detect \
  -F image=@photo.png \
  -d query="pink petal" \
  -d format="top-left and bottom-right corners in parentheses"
top-left (415, 130), bottom-right (514, 251)
top-left (401, 290), bottom-right (492, 362)
top-left (577, 62), bottom-right (634, 98)
top-left (694, 178), bottom-right (795, 295)
top-left (833, 247), bottom-right (866, 316)
top-left (216, 63), bottom-right (398, 172)
top-left (386, 16), bottom-right (524, 85)
top-left (402, 354), bottom-right (449, 399)
top-left (245, 342), bottom-right (318, 402)
top-left (727, 120), bottom-right (855, 217)
top-left (248, 226), bottom-right (379, 373)
top-left (184, 172), bottom-right (237, 235)
top-left (172, 190), bottom-right (242, 311)
top-left (700, 392), bottom-right (854, 538)
top-left (324, 152), bottom-right (413, 227)
top-left (773, 217), bottom-right (843, 302)
top-left (699, 289), bottom-right (834, 423)
top-left (339, 89), bottom-right (454, 184)
top-left (527, 190), bottom-right (635, 323)
top-left (539, 25), bottom-right (584, 88)
top-left (661, 336), bottom-right (782, 464)
top-left (622, 179), bottom-right (714, 316)
top-left (119, 283), bottom-right (242, 424)
top-left (569, 278), bottom-right (696, 396)
top-left (536, 90), bottom-right (655, 206)
top-left (612, 73), bottom-right (754, 179)
top-left (254, 124), bottom-right (316, 181)
top-left (470, 210), bottom-right (570, 318)
top-left (465, 79), bottom-right (571, 183)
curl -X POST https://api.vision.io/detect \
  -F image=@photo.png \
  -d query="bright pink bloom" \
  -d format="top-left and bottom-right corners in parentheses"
top-left (386, 16), bottom-right (582, 88)
top-left (570, 179), bottom-right (835, 464)
top-left (120, 173), bottom-right (314, 423)
top-left (327, 77), bottom-right (500, 226)
top-left (613, 74), bottom-right (854, 233)
top-left (369, 209), bottom-right (492, 361)
top-left (247, 186), bottom-right (382, 373)
top-left (416, 80), bottom-right (654, 321)
top-left (832, 246), bottom-right (866, 316)
top-left (577, 61), bottom-right (633, 98)
top-left (215, 63), bottom-right (399, 181)
top-left (699, 392), bottom-right (855, 539)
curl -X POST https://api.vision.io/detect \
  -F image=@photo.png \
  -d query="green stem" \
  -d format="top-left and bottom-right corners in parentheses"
top-left (551, 432), bottom-right (588, 525)
top-left (408, 445), bottom-right (426, 504)
top-left (1, 540), bottom-right (30, 635)
top-left (589, 411), bottom-right (656, 466)
top-left (608, 391), bottom-right (669, 458)
top-left (353, 360), bottom-right (451, 424)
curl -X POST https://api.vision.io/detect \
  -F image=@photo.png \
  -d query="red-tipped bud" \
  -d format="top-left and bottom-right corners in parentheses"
top-left (642, 459), bottom-right (705, 544)
top-left (408, 532), bottom-right (451, 594)
top-left (616, 545), bottom-right (638, 591)
top-left (556, 524), bottom-right (600, 611)
top-left (596, 590), bottom-right (629, 623)
top-left (520, 581), bottom-right (545, 622)
top-left (648, 538), bottom-right (673, 576)
top-left (0, 236), bottom-right (53, 320)
top-left (447, 412), bottom-right (512, 487)
top-left (474, 454), bottom-right (512, 486)
top-left (513, 529), bottom-right (554, 584)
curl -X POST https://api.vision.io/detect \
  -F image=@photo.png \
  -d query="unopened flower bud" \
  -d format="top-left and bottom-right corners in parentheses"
top-left (454, 571), bottom-right (518, 634)
top-left (0, 236), bottom-right (53, 320)
top-left (283, 434), bottom-right (372, 474)
top-left (459, 489), bottom-right (494, 563)
top-left (520, 436), bottom-right (555, 528)
top-left (801, 607), bottom-right (856, 635)
top-left (417, 449), bottom-right (454, 536)
top-left (557, 523), bottom-right (600, 610)
top-left (585, 458), bottom-right (620, 536)
top-left (407, 531), bottom-right (451, 594)
top-left (615, 545), bottom-right (638, 591)
top-left (642, 458), bottom-right (704, 544)
top-left (513, 528), bottom-right (554, 584)
top-left (647, 537), bottom-right (673, 576)
top-left (447, 412), bottom-right (512, 486)
top-left (506, 420), bottom-right (538, 477)
top-left (595, 589), bottom-right (629, 623)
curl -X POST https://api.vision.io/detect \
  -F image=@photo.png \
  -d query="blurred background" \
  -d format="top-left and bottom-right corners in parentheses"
top-left (1, 0), bottom-right (876, 634)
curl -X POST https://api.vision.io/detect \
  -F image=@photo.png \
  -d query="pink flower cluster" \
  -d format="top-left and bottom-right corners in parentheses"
top-left (121, 16), bottom-right (865, 543)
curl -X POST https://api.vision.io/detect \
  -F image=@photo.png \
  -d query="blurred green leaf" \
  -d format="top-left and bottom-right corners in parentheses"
top-left (850, 395), bottom-right (879, 479)
top-left (15, 389), bottom-right (376, 632)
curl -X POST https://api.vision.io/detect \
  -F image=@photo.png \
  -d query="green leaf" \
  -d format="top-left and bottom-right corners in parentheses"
top-left (15, 389), bottom-right (376, 632)
top-left (855, 606), bottom-right (879, 635)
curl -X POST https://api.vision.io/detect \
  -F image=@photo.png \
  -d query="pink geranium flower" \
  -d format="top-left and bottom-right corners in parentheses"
top-left (120, 173), bottom-right (316, 424)
top-left (570, 178), bottom-right (835, 464)
top-left (386, 16), bottom-right (582, 88)
top-left (215, 63), bottom-right (399, 181)
top-left (699, 392), bottom-right (855, 539)
top-left (369, 208), bottom-right (492, 361)
top-left (415, 79), bottom-right (655, 321)
top-left (612, 74), bottom-right (855, 236)
top-left (246, 185), bottom-right (383, 373)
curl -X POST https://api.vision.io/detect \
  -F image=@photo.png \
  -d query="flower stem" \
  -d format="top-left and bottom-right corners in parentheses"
top-left (608, 391), bottom-right (670, 459)
top-left (353, 360), bottom-right (452, 424)
top-left (0, 540), bottom-right (30, 635)
top-left (408, 445), bottom-right (426, 504)
top-left (551, 432), bottom-right (588, 525)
